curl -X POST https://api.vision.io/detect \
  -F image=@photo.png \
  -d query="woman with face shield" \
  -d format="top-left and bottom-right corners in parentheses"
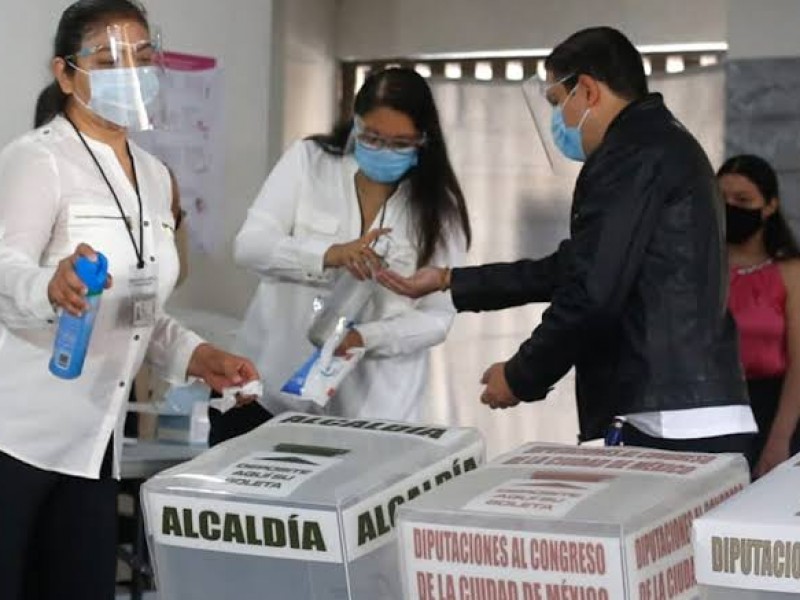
top-left (0, 2), bottom-right (259, 597)
top-left (212, 68), bottom-right (472, 445)
top-left (719, 155), bottom-right (800, 477)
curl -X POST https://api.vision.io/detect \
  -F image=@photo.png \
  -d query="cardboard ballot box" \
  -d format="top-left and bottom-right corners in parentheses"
top-left (396, 443), bottom-right (750, 600)
top-left (142, 412), bottom-right (484, 600)
top-left (693, 453), bottom-right (800, 599)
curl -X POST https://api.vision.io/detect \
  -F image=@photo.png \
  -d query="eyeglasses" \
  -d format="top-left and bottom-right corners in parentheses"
top-left (354, 117), bottom-right (426, 154)
top-left (541, 72), bottom-right (578, 106)
top-left (65, 39), bottom-right (161, 69)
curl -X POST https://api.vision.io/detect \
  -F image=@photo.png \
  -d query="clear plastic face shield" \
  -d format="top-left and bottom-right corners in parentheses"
top-left (521, 71), bottom-right (583, 178)
top-left (65, 23), bottom-right (167, 131)
top-left (522, 62), bottom-right (725, 177)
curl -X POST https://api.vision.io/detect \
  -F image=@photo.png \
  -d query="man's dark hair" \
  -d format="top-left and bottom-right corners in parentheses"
top-left (545, 26), bottom-right (648, 101)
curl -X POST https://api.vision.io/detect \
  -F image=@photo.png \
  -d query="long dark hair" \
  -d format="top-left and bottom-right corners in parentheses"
top-left (717, 154), bottom-right (800, 260)
top-left (34, 0), bottom-right (149, 128)
top-left (308, 67), bottom-right (471, 267)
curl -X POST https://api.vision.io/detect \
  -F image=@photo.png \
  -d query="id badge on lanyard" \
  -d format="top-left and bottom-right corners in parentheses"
top-left (129, 263), bottom-right (158, 328)
top-left (66, 115), bottom-right (158, 328)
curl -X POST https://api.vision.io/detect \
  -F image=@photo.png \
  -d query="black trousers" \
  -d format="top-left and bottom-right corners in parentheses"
top-left (207, 394), bottom-right (272, 447)
top-left (622, 423), bottom-right (756, 464)
top-left (0, 442), bottom-right (117, 600)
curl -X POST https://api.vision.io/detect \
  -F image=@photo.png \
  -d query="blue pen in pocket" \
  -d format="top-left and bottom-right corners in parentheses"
top-left (604, 417), bottom-right (626, 447)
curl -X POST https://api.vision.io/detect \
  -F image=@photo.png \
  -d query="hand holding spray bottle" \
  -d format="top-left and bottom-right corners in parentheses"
top-left (49, 252), bottom-right (109, 379)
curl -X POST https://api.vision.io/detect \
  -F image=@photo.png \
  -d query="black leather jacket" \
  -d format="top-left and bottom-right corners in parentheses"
top-left (451, 94), bottom-right (748, 441)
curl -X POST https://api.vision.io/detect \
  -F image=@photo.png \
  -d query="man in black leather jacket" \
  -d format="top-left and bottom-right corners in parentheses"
top-left (379, 27), bottom-right (756, 454)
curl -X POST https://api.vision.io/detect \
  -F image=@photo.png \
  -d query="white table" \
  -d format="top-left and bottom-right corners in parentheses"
top-left (121, 439), bottom-right (206, 479)
top-left (119, 440), bottom-right (207, 600)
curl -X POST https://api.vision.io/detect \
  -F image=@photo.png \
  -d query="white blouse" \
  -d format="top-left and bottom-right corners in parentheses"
top-left (234, 140), bottom-right (466, 422)
top-left (0, 116), bottom-right (203, 479)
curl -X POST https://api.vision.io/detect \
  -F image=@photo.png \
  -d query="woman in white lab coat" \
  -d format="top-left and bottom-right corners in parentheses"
top-left (213, 67), bottom-right (472, 443)
top-left (0, 2), bottom-right (258, 598)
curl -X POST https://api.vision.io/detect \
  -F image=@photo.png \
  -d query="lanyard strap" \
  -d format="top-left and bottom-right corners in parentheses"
top-left (377, 200), bottom-right (388, 233)
top-left (354, 174), bottom-right (390, 246)
top-left (65, 116), bottom-right (145, 269)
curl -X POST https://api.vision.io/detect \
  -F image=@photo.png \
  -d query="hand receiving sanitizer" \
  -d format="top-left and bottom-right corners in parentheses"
top-left (49, 252), bottom-right (109, 380)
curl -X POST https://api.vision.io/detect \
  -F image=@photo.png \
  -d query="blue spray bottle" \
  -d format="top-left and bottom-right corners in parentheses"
top-left (49, 252), bottom-right (109, 379)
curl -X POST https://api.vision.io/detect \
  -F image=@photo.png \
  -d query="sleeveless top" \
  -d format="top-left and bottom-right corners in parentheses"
top-left (729, 261), bottom-right (787, 379)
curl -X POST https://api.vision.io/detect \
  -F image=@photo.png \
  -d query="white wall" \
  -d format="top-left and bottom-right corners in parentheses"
top-left (280, 0), bottom-right (338, 147)
top-left (727, 0), bottom-right (800, 58)
top-left (337, 0), bottom-right (728, 59)
top-left (0, 2), bottom-right (64, 146)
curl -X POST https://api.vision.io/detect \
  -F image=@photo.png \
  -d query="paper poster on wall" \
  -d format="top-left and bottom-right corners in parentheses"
top-left (133, 51), bottom-right (224, 254)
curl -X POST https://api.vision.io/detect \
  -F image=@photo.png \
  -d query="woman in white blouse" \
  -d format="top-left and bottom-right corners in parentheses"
top-left (213, 67), bottom-right (472, 444)
top-left (0, 2), bottom-right (258, 598)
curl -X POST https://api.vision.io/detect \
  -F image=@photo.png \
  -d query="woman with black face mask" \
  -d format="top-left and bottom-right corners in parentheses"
top-left (719, 154), bottom-right (800, 477)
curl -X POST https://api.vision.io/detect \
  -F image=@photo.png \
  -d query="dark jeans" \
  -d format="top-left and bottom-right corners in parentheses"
top-left (0, 442), bottom-right (117, 600)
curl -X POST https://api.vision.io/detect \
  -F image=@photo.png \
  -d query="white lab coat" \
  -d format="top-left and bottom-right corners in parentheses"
top-left (234, 140), bottom-right (465, 421)
top-left (0, 116), bottom-right (203, 479)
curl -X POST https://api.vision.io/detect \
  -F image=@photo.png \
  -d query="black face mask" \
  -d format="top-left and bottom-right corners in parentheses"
top-left (725, 204), bottom-right (764, 244)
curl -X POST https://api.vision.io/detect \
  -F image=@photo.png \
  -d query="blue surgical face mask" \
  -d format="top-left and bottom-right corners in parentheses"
top-left (354, 141), bottom-right (419, 184)
top-left (74, 65), bottom-right (161, 129)
top-left (551, 87), bottom-right (590, 162)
